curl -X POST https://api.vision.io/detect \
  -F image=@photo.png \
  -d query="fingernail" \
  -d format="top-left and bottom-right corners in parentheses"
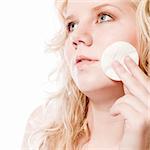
top-left (112, 61), bottom-right (123, 72)
top-left (124, 56), bottom-right (132, 63)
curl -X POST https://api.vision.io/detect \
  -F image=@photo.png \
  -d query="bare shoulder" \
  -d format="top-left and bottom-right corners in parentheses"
top-left (21, 100), bottom-right (59, 150)
top-left (21, 105), bottom-right (45, 150)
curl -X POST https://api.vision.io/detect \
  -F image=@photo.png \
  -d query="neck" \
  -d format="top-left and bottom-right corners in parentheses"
top-left (86, 84), bottom-right (125, 148)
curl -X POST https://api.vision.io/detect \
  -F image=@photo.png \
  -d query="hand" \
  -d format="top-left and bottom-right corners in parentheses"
top-left (110, 56), bottom-right (150, 150)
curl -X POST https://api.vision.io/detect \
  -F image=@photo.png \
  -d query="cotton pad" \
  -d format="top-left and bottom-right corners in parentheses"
top-left (100, 41), bottom-right (139, 81)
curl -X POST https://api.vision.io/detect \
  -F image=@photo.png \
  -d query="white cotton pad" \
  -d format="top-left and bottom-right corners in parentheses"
top-left (100, 41), bottom-right (139, 81)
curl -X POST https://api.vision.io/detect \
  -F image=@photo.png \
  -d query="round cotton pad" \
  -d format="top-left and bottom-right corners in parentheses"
top-left (100, 41), bottom-right (139, 81)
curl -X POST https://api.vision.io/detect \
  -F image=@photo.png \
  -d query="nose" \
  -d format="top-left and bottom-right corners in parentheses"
top-left (71, 29), bottom-right (93, 50)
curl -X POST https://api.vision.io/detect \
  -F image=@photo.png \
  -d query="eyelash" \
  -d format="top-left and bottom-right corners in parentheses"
top-left (66, 12), bottom-right (114, 33)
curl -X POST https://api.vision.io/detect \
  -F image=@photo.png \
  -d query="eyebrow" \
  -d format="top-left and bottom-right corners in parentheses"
top-left (64, 3), bottom-right (123, 21)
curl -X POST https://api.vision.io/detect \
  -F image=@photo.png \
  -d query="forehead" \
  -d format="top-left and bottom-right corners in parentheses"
top-left (65, 0), bottom-right (132, 15)
top-left (67, 0), bottom-right (130, 5)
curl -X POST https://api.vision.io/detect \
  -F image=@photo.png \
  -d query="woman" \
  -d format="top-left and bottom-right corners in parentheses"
top-left (22, 0), bottom-right (150, 149)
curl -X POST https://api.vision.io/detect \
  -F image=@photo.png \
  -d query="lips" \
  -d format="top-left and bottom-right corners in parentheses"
top-left (74, 55), bottom-right (99, 70)
top-left (75, 55), bottom-right (99, 65)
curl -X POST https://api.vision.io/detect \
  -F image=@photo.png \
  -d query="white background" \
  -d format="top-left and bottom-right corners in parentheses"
top-left (0, 0), bottom-right (62, 149)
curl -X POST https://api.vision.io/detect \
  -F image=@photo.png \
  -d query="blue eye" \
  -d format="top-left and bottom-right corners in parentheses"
top-left (66, 13), bottom-right (113, 32)
top-left (97, 13), bottom-right (113, 23)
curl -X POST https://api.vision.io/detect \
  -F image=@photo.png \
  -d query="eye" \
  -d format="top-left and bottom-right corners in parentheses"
top-left (66, 13), bottom-right (114, 33)
top-left (66, 21), bottom-right (78, 33)
top-left (97, 13), bottom-right (113, 23)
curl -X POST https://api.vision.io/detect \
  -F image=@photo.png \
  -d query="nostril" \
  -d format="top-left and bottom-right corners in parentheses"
top-left (73, 42), bottom-right (77, 46)
top-left (73, 42), bottom-right (78, 50)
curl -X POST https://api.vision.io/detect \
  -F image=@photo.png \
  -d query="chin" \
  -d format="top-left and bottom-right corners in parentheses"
top-left (71, 66), bottom-right (121, 93)
top-left (73, 73), bottom-right (117, 93)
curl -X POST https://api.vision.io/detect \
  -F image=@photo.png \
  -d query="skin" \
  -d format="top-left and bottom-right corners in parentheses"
top-left (63, 0), bottom-right (150, 149)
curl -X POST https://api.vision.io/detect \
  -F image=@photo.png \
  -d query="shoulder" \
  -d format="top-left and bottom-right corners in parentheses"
top-left (21, 105), bottom-right (44, 150)
top-left (21, 99), bottom-right (61, 150)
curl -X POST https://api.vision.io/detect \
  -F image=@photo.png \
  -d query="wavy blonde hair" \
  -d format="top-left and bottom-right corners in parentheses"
top-left (29, 0), bottom-right (150, 149)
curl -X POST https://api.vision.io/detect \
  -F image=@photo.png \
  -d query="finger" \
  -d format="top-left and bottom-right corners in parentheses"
top-left (112, 60), bottom-right (149, 106)
top-left (124, 56), bottom-right (150, 93)
top-left (112, 94), bottom-right (148, 117)
top-left (123, 84), bottom-right (132, 95)
top-left (110, 103), bottom-right (146, 130)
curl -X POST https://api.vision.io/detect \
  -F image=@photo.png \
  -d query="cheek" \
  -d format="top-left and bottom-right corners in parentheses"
top-left (114, 24), bottom-right (139, 54)
top-left (64, 40), bottom-right (74, 66)
top-left (95, 22), bottom-right (138, 50)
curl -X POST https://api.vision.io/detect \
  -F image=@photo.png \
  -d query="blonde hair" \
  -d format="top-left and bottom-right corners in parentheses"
top-left (28, 0), bottom-right (150, 149)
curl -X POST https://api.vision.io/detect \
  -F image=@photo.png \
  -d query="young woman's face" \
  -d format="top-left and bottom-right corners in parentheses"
top-left (63, 0), bottom-right (139, 93)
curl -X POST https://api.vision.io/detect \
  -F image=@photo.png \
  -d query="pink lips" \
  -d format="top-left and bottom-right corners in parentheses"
top-left (75, 55), bottom-right (99, 69)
